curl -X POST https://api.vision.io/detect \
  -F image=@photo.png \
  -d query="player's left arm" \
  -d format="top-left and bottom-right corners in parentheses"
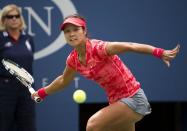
top-left (106, 42), bottom-right (180, 67)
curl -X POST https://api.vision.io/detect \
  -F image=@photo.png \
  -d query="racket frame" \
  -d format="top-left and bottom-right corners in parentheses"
top-left (2, 59), bottom-right (42, 103)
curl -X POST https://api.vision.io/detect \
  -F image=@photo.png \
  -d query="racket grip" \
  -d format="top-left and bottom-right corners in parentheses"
top-left (29, 87), bottom-right (42, 103)
top-left (34, 96), bottom-right (42, 103)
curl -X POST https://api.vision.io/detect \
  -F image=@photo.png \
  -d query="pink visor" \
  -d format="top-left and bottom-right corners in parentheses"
top-left (60, 17), bottom-right (86, 30)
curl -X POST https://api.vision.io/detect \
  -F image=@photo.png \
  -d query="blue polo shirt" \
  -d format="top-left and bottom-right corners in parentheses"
top-left (0, 31), bottom-right (34, 77)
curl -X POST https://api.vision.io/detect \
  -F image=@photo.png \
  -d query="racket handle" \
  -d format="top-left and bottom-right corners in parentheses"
top-left (34, 96), bottom-right (42, 103)
top-left (29, 87), bottom-right (42, 103)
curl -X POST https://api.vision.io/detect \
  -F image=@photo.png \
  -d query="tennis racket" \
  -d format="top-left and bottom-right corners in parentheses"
top-left (1, 59), bottom-right (42, 103)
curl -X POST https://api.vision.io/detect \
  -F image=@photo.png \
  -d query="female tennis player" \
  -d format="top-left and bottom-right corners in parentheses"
top-left (32, 14), bottom-right (180, 131)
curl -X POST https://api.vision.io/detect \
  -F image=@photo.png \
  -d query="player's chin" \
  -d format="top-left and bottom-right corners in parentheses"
top-left (68, 41), bottom-right (81, 47)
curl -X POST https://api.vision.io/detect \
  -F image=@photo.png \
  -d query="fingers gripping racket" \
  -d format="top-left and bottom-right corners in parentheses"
top-left (2, 59), bottom-right (42, 103)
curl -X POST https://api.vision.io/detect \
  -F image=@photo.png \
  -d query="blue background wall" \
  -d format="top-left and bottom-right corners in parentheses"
top-left (1, 0), bottom-right (186, 131)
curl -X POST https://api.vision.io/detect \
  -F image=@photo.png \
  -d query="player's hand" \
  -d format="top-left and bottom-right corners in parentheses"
top-left (31, 88), bottom-right (48, 102)
top-left (162, 44), bottom-right (180, 67)
top-left (31, 91), bottom-right (40, 100)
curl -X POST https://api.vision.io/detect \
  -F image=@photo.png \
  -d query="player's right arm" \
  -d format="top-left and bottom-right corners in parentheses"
top-left (31, 66), bottom-right (76, 99)
top-left (44, 65), bottom-right (76, 95)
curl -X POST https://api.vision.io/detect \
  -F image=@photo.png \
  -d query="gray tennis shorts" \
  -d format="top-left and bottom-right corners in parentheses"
top-left (120, 88), bottom-right (152, 116)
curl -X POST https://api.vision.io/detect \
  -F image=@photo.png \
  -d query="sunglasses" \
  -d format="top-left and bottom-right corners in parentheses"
top-left (5, 14), bottom-right (20, 19)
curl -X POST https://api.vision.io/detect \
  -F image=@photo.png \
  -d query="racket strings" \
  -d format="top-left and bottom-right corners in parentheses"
top-left (2, 60), bottom-right (34, 84)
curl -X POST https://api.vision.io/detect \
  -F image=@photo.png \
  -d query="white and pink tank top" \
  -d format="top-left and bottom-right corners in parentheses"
top-left (66, 39), bottom-right (140, 104)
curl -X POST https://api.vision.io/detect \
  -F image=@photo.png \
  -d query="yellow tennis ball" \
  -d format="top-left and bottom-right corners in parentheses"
top-left (73, 89), bottom-right (86, 104)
